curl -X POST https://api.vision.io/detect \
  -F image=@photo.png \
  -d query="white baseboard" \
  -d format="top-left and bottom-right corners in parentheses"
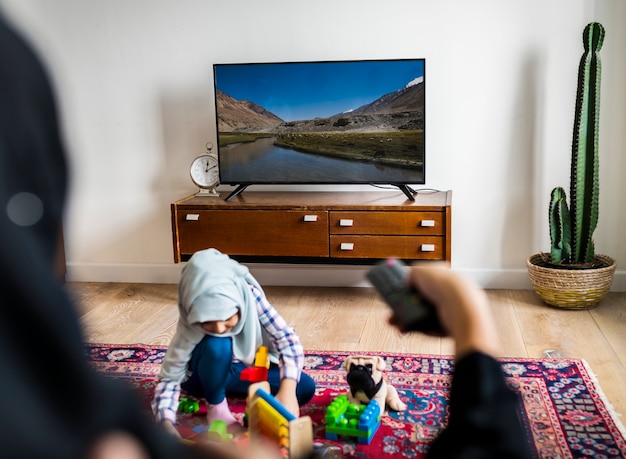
top-left (65, 261), bottom-right (626, 291)
top-left (66, 262), bottom-right (184, 284)
top-left (65, 262), bottom-right (372, 286)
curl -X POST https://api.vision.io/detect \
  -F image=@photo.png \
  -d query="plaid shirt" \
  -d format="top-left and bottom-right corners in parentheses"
top-left (151, 284), bottom-right (304, 424)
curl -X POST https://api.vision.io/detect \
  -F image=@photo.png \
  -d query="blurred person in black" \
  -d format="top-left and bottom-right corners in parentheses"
top-left (0, 10), bottom-right (269, 459)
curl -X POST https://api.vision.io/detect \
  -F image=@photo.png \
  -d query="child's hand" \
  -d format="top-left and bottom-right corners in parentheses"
top-left (275, 379), bottom-right (300, 418)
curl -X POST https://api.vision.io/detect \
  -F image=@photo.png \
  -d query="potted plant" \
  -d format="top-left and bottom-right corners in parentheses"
top-left (526, 22), bottom-right (616, 310)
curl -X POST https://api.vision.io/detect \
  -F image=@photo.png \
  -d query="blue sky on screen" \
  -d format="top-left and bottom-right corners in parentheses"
top-left (214, 59), bottom-right (424, 122)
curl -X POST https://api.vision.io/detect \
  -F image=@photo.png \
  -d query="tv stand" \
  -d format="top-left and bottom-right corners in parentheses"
top-left (224, 184), bottom-right (249, 201)
top-left (171, 190), bottom-right (452, 264)
top-left (393, 184), bottom-right (417, 201)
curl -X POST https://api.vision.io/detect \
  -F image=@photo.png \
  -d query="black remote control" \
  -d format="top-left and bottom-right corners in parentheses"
top-left (366, 258), bottom-right (443, 333)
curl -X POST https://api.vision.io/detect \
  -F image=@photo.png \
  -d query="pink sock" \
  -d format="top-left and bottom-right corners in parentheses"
top-left (206, 399), bottom-right (238, 425)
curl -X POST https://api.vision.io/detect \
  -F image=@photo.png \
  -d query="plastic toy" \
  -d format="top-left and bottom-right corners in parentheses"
top-left (247, 381), bottom-right (313, 459)
top-left (341, 354), bottom-right (407, 412)
top-left (207, 419), bottom-right (234, 442)
top-left (178, 398), bottom-right (198, 413)
top-left (240, 345), bottom-right (270, 382)
top-left (324, 395), bottom-right (381, 445)
top-left (178, 397), bottom-right (207, 415)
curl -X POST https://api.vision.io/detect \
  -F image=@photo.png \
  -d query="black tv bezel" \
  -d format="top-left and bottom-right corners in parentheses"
top-left (211, 58), bottom-right (426, 198)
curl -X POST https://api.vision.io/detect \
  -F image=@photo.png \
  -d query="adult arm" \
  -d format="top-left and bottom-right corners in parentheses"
top-left (396, 264), bottom-right (532, 459)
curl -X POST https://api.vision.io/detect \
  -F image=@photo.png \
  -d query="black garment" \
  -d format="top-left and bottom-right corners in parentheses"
top-left (0, 12), bottom-right (228, 459)
top-left (427, 352), bottom-right (533, 459)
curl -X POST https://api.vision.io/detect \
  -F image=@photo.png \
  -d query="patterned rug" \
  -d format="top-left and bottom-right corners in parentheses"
top-left (86, 343), bottom-right (626, 458)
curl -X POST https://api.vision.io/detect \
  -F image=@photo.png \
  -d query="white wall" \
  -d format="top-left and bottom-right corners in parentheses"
top-left (1, 0), bottom-right (625, 289)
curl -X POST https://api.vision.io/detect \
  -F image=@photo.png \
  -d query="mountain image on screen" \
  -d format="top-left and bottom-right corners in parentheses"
top-left (212, 59), bottom-right (426, 198)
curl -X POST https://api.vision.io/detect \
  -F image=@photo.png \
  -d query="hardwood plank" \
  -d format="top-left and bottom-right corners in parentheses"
top-left (514, 296), bottom-right (602, 357)
top-left (67, 282), bottom-right (130, 315)
top-left (588, 292), bottom-right (626, 418)
top-left (283, 287), bottom-right (373, 352)
top-left (122, 304), bottom-right (178, 346)
top-left (359, 292), bottom-right (448, 355)
top-left (590, 292), bottom-right (626, 370)
top-left (77, 283), bottom-right (178, 344)
top-left (263, 285), bottom-right (308, 325)
top-left (487, 290), bottom-right (533, 358)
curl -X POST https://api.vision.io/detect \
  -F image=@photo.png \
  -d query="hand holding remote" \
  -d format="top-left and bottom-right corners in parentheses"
top-left (368, 259), bottom-right (500, 359)
top-left (367, 258), bottom-right (444, 334)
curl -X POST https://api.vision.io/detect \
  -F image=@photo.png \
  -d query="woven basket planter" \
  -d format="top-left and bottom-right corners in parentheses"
top-left (526, 254), bottom-right (616, 310)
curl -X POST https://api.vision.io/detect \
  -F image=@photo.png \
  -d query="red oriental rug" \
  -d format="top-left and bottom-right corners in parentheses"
top-left (86, 343), bottom-right (626, 458)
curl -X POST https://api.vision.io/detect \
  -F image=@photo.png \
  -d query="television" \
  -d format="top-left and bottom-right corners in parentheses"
top-left (212, 58), bottom-right (425, 201)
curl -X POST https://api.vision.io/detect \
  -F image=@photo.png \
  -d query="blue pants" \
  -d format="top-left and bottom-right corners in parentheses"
top-left (181, 335), bottom-right (316, 406)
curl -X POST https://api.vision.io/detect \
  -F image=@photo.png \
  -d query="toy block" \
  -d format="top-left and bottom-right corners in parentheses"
top-left (207, 420), bottom-right (234, 443)
top-left (255, 345), bottom-right (270, 368)
top-left (247, 381), bottom-right (313, 459)
top-left (241, 345), bottom-right (270, 383)
top-left (178, 397), bottom-right (207, 415)
top-left (324, 395), bottom-right (381, 444)
top-left (240, 366), bottom-right (269, 382)
top-left (178, 397), bottom-right (199, 413)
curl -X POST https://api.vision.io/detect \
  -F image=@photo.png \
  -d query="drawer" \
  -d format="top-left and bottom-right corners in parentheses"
top-left (330, 211), bottom-right (444, 235)
top-left (330, 235), bottom-right (445, 259)
top-left (177, 210), bottom-right (329, 257)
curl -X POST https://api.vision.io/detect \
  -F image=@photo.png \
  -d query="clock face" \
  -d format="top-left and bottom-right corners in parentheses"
top-left (190, 154), bottom-right (219, 188)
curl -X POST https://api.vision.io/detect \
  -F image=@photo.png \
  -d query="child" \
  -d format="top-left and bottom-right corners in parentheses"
top-left (152, 248), bottom-right (316, 434)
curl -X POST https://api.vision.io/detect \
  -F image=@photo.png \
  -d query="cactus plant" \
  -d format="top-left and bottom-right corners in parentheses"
top-left (528, 22), bottom-right (615, 310)
top-left (548, 22), bottom-right (604, 265)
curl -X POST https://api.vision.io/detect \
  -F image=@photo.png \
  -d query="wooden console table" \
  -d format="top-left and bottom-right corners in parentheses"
top-left (171, 190), bottom-right (452, 264)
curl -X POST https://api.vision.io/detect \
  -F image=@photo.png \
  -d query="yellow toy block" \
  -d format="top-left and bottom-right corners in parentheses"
top-left (254, 345), bottom-right (270, 368)
top-left (247, 381), bottom-right (313, 459)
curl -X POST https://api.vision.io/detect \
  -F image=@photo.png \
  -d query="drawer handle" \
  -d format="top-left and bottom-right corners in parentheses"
top-left (340, 242), bottom-right (354, 251)
top-left (303, 215), bottom-right (318, 222)
top-left (421, 244), bottom-right (436, 252)
top-left (339, 219), bottom-right (353, 227)
top-left (420, 220), bottom-right (436, 227)
top-left (185, 214), bottom-right (200, 221)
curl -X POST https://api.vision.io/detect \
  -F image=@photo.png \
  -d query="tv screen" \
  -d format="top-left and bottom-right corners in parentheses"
top-left (212, 58), bottom-right (425, 200)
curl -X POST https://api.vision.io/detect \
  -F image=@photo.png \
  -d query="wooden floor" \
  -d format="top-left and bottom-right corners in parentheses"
top-left (69, 282), bottom-right (626, 420)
